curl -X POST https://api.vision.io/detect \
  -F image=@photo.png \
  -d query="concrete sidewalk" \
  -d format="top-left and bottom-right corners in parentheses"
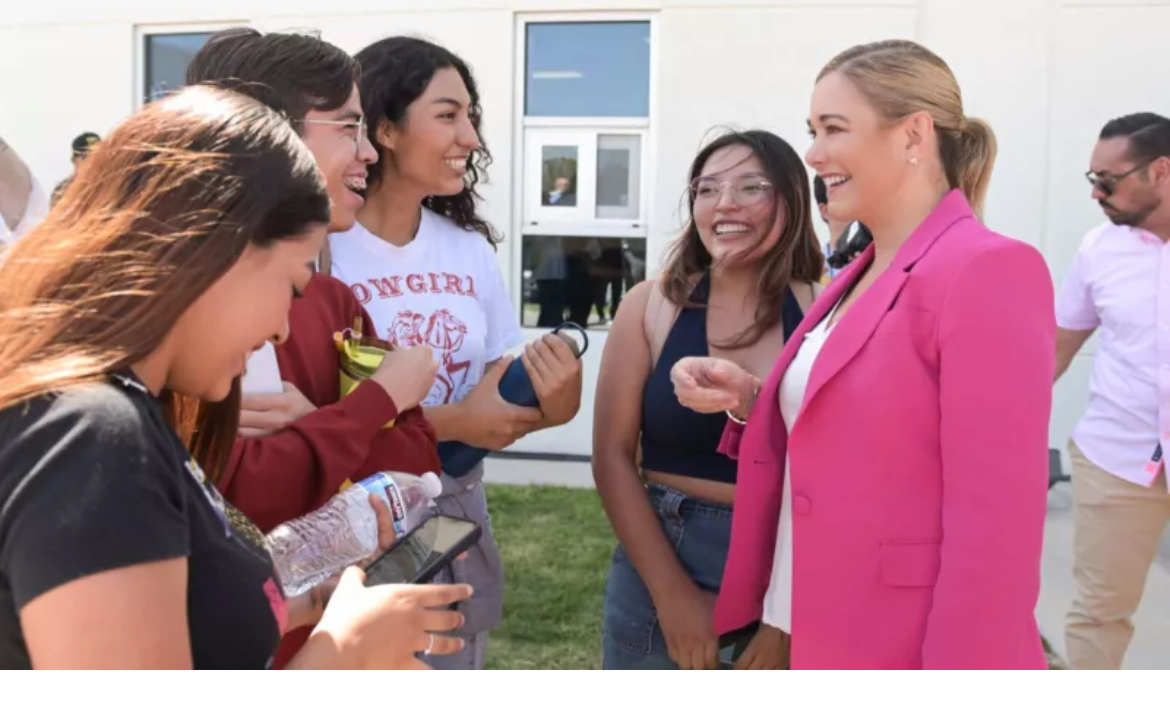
top-left (482, 455), bottom-right (594, 488)
top-left (483, 454), bottom-right (1170, 669)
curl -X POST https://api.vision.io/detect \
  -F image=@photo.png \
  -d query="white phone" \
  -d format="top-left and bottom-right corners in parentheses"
top-left (241, 342), bottom-right (284, 395)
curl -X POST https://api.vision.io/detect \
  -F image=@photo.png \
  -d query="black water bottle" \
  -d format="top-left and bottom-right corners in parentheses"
top-left (437, 322), bottom-right (589, 477)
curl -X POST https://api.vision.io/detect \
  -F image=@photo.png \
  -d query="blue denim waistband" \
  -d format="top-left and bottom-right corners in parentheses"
top-left (644, 481), bottom-right (733, 520)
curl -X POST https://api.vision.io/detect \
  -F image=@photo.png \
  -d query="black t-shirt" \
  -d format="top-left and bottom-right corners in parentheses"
top-left (0, 372), bottom-right (284, 669)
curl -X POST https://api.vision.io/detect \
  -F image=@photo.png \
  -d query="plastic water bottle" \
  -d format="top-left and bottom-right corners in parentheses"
top-left (267, 471), bottom-right (443, 597)
top-left (437, 323), bottom-right (588, 478)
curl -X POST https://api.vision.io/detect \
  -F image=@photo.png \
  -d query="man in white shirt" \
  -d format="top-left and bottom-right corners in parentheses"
top-left (1055, 112), bottom-right (1170, 670)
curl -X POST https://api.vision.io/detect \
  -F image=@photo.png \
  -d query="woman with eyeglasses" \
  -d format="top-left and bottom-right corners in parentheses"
top-left (184, 28), bottom-right (442, 544)
top-left (184, 28), bottom-right (451, 670)
top-left (325, 36), bottom-right (583, 670)
top-left (593, 129), bottom-right (823, 670)
top-left (673, 40), bottom-right (1055, 669)
top-left (0, 86), bottom-right (472, 670)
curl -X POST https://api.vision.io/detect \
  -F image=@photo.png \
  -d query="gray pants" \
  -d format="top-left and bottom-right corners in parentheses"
top-left (419, 463), bottom-right (502, 670)
top-left (425, 629), bottom-right (490, 670)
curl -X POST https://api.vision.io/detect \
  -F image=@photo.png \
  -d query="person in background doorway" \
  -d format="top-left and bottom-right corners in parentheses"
top-left (334, 35), bottom-right (583, 669)
top-left (673, 39), bottom-right (1054, 669)
top-left (594, 129), bottom-right (822, 669)
top-left (1055, 112), bottom-right (1170, 670)
top-left (0, 134), bottom-right (49, 246)
top-left (826, 219), bottom-right (873, 272)
top-left (185, 27), bottom-right (444, 669)
top-left (814, 174), bottom-right (851, 284)
top-left (592, 238), bottom-right (625, 325)
top-left (547, 176), bottom-right (576, 206)
top-left (533, 235), bottom-right (569, 327)
top-left (50, 132), bottom-right (101, 208)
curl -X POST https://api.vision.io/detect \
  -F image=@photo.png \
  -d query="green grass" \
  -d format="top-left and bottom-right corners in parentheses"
top-left (484, 484), bottom-right (615, 670)
top-left (481, 484), bottom-right (1068, 670)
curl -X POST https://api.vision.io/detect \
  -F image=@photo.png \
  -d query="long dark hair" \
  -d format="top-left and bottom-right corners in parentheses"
top-left (0, 86), bottom-right (330, 483)
top-left (661, 129), bottom-right (823, 349)
top-left (354, 36), bottom-right (500, 247)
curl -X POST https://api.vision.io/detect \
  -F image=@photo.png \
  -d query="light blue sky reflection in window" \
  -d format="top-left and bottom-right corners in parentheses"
top-left (526, 22), bottom-right (650, 118)
top-left (145, 33), bottom-right (212, 103)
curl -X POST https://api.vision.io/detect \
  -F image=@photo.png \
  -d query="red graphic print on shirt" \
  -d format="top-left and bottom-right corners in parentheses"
top-left (350, 273), bottom-right (477, 306)
top-left (387, 308), bottom-right (471, 404)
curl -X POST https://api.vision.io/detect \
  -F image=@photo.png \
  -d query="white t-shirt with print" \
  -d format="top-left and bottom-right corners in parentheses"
top-left (329, 207), bottom-right (523, 408)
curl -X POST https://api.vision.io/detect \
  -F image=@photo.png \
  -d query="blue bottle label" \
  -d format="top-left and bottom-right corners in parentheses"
top-left (356, 474), bottom-right (407, 538)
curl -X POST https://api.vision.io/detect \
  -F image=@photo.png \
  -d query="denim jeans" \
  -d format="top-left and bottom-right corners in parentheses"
top-left (601, 481), bottom-right (733, 669)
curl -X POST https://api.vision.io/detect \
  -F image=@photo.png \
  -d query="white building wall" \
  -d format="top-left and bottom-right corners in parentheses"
top-left (4, 0), bottom-right (1170, 460)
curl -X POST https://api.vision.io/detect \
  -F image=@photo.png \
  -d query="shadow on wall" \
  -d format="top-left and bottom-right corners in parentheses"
top-left (1049, 448), bottom-right (1070, 490)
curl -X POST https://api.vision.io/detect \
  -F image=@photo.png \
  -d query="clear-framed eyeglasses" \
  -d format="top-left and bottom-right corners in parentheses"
top-left (296, 115), bottom-right (369, 155)
top-left (690, 175), bottom-right (773, 207)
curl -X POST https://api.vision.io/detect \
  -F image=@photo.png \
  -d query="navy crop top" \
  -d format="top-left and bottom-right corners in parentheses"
top-left (640, 274), bottom-right (805, 484)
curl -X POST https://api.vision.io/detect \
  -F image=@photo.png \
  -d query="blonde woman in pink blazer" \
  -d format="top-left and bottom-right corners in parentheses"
top-left (671, 39), bottom-right (1056, 669)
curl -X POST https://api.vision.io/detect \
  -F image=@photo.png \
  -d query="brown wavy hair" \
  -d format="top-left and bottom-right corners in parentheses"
top-left (0, 86), bottom-right (330, 483)
top-left (661, 129), bottom-right (824, 349)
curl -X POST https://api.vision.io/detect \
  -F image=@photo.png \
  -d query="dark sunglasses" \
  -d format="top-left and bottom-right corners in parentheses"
top-left (1085, 161), bottom-right (1151, 197)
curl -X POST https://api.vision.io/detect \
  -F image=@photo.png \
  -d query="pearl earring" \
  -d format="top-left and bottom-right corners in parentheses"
top-left (908, 155), bottom-right (919, 165)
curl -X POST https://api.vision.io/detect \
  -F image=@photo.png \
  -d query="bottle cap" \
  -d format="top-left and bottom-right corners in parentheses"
top-left (553, 330), bottom-right (581, 356)
top-left (551, 321), bottom-right (588, 358)
top-left (420, 471), bottom-right (443, 498)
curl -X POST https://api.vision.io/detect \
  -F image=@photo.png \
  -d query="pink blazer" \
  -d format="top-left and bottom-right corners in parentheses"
top-left (715, 190), bottom-right (1055, 669)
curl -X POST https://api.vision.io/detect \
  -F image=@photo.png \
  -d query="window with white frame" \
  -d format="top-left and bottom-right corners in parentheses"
top-left (139, 30), bottom-right (219, 105)
top-left (517, 20), bottom-right (652, 330)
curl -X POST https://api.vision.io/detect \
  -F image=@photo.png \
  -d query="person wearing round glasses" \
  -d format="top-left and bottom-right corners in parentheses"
top-left (185, 28), bottom-right (446, 668)
top-left (1056, 112), bottom-right (1170, 670)
top-left (593, 129), bottom-right (823, 669)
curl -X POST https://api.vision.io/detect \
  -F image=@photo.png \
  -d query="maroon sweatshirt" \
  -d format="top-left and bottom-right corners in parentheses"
top-left (218, 272), bottom-right (440, 532)
top-left (218, 273), bottom-right (440, 670)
